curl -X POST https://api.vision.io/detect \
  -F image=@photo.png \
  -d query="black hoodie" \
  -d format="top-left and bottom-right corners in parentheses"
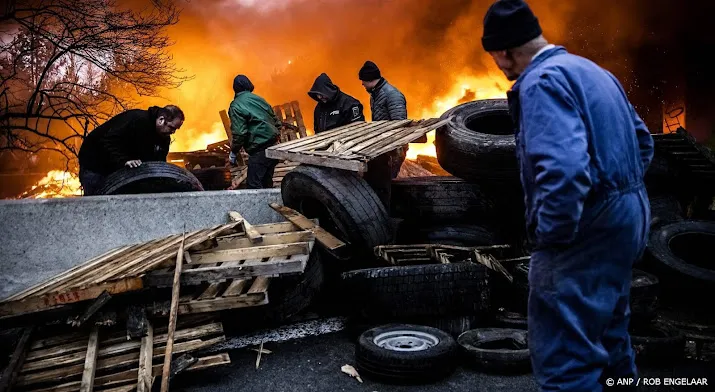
top-left (78, 107), bottom-right (170, 175)
top-left (308, 73), bottom-right (365, 133)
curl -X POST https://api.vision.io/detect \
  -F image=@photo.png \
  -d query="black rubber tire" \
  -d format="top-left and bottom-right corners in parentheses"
top-left (390, 176), bottom-right (496, 224)
top-left (645, 221), bottom-right (715, 292)
top-left (97, 162), bottom-right (204, 195)
top-left (630, 269), bottom-right (659, 325)
top-left (426, 316), bottom-right (474, 338)
top-left (458, 328), bottom-right (531, 373)
top-left (435, 99), bottom-right (517, 182)
top-left (356, 324), bottom-right (457, 384)
top-left (341, 263), bottom-right (490, 319)
top-left (630, 321), bottom-right (685, 365)
top-left (257, 251), bottom-right (324, 323)
top-left (649, 194), bottom-right (684, 229)
top-left (281, 165), bottom-right (391, 263)
top-left (190, 167), bottom-right (232, 190)
top-left (494, 310), bottom-right (528, 330)
top-left (396, 223), bottom-right (497, 247)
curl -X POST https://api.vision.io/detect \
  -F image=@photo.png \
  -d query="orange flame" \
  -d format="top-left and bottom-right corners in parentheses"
top-left (20, 170), bottom-right (83, 199)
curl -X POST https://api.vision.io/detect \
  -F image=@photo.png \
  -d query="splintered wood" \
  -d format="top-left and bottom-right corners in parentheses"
top-left (265, 118), bottom-right (452, 172)
top-left (13, 319), bottom-right (230, 392)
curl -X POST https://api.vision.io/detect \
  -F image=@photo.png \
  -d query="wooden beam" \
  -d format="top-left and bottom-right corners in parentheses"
top-left (189, 242), bottom-right (311, 264)
top-left (269, 203), bottom-right (346, 251)
top-left (213, 231), bottom-right (314, 251)
top-left (229, 211), bottom-right (263, 244)
top-left (160, 232), bottom-right (185, 392)
top-left (265, 149), bottom-right (366, 172)
top-left (136, 320), bottom-right (153, 392)
top-left (219, 110), bottom-right (233, 146)
top-left (222, 279), bottom-right (249, 297)
top-left (69, 291), bottom-right (112, 328)
top-left (79, 326), bottom-right (99, 392)
top-left (0, 278), bottom-right (143, 318)
top-left (0, 326), bottom-right (33, 392)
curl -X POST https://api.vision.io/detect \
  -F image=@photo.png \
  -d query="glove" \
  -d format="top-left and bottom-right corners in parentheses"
top-left (229, 151), bottom-right (237, 166)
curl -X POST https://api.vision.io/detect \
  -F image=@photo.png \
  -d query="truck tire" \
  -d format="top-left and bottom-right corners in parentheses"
top-left (397, 223), bottom-right (496, 247)
top-left (390, 176), bottom-right (496, 224)
top-left (341, 263), bottom-right (490, 319)
top-left (281, 165), bottom-right (391, 263)
top-left (645, 221), bottom-right (715, 295)
top-left (356, 324), bottom-right (457, 384)
top-left (630, 321), bottom-right (685, 365)
top-left (97, 162), bottom-right (204, 195)
top-left (435, 99), bottom-right (516, 182)
top-left (458, 328), bottom-right (531, 373)
top-left (649, 195), bottom-right (684, 229)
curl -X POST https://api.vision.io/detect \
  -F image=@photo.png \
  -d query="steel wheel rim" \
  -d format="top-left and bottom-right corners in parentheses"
top-left (374, 330), bottom-right (439, 352)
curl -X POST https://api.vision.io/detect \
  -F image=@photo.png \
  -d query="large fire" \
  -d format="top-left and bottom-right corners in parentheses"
top-left (19, 170), bottom-right (82, 199)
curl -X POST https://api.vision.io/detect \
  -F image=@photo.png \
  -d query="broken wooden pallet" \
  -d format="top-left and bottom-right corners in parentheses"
top-left (652, 127), bottom-right (715, 180)
top-left (0, 222), bottom-right (243, 317)
top-left (13, 319), bottom-right (228, 392)
top-left (265, 118), bottom-right (452, 172)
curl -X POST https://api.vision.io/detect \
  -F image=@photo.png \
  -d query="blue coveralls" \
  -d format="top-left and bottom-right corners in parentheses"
top-left (508, 46), bottom-right (655, 391)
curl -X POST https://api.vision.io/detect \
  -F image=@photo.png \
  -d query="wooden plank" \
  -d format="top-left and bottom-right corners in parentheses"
top-left (285, 121), bottom-right (398, 153)
top-left (176, 293), bottom-right (268, 314)
top-left (270, 204), bottom-right (346, 251)
top-left (0, 327), bottom-right (33, 392)
top-left (79, 326), bottom-right (99, 392)
top-left (270, 121), bottom-right (376, 151)
top-left (18, 336), bottom-right (224, 387)
top-left (190, 242), bottom-right (311, 264)
top-left (247, 277), bottom-right (271, 294)
top-left (28, 354), bottom-right (231, 392)
top-left (334, 120), bottom-right (416, 155)
top-left (0, 278), bottom-right (143, 318)
top-left (213, 231), bottom-right (314, 251)
top-left (291, 101), bottom-right (307, 137)
top-left (144, 255), bottom-right (307, 287)
top-left (160, 233), bottom-right (186, 392)
top-left (197, 283), bottom-right (222, 300)
top-left (69, 291), bottom-right (112, 328)
top-left (222, 279), bottom-right (249, 297)
top-left (229, 211), bottom-right (263, 244)
top-left (362, 118), bottom-right (450, 158)
top-left (136, 321), bottom-right (153, 392)
top-left (265, 148), bottom-right (367, 171)
top-left (21, 323), bottom-right (225, 372)
top-left (219, 110), bottom-right (233, 146)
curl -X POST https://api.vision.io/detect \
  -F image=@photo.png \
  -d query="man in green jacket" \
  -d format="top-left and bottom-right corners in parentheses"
top-left (228, 74), bottom-right (281, 189)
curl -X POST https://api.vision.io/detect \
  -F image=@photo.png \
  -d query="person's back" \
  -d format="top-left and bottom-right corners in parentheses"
top-left (516, 47), bottom-right (652, 246)
top-left (229, 90), bottom-right (280, 155)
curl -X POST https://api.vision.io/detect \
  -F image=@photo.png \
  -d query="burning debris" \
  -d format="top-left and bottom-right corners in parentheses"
top-left (18, 170), bottom-right (82, 199)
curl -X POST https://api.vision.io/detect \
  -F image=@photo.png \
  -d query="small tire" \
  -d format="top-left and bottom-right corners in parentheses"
top-left (435, 99), bottom-right (517, 182)
top-left (356, 324), bottom-right (457, 384)
top-left (630, 269), bottom-right (659, 325)
top-left (397, 224), bottom-right (496, 247)
top-left (97, 161), bottom-right (204, 195)
top-left (281, 165), bottom-right (391, 263)
top-left (630, 321), bottom-right (685, 365)
top-left (390, 176), bottom-right (496, 224)
top-left (458, 328), bottom-right (531, 373)
top-left (494, 310), bottom-right (528, 330)
top-left (341, 263), bottom-right (490, 319)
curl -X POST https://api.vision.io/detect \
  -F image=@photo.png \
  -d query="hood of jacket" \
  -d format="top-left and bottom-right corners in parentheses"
top-left (308, 73), bottom-right (339, 102)
top-left (233, 74), bottom-right (255, 94)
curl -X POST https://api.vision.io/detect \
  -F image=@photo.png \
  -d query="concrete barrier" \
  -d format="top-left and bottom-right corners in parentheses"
top-left (0, 189), bottom-right (283, 300)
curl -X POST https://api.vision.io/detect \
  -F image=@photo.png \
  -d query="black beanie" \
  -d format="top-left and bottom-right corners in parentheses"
top-left (482, 0), bottom-right (542, 52)
top-left (233, 74), bottom-right (255, 94)
top-left (358, 61), bottom-right (381, 81)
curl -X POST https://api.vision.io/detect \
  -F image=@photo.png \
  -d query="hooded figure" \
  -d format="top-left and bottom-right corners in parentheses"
top-left (227, 74), bottom-right (281, 189)
top-left (308, 73), bottom-right (365, 133)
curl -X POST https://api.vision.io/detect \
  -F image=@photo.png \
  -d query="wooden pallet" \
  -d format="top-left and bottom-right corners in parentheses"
top-left (14, 319), bottom-right (228, 391)
top-left (274, 101), bottom-right (308, 142)
top-left (653, 128), bottom-right (715, 180)
top-left (0, 222), bottom-right (243, 317)
top-left (265, 118), bottom-right (451, 172)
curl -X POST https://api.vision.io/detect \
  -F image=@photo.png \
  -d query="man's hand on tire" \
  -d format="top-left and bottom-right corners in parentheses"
top-left (125, 160), bottom-right (142, 168)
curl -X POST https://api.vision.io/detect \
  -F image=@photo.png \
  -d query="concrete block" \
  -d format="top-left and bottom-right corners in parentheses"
top-left (0, 189), bottom-right (283, 300)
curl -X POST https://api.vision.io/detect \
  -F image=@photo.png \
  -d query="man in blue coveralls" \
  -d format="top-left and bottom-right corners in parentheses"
top-left (482, 1), bottom-right (654, 390)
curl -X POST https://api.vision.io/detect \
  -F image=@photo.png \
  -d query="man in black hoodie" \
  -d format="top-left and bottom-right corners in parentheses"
top-left (308, 73), bottom-right (365, 133)
top-left (78, 105), bottom-right (184, 195)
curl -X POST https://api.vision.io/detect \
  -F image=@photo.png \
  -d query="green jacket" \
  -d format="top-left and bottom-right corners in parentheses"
top-left (228, 91), bottom-right (281, 155)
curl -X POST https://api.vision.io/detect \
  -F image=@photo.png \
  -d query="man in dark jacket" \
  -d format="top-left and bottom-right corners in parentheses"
top-left (308, 73), bottom-right (365, 134)
top-left (78, 105), bottom-right (185, 195)
top-left (358, 60), bottom-right (412, 179)
top-left (228, 74), bottom-right (281, 189)
top-left (482, 1), bottom-right (654, 390)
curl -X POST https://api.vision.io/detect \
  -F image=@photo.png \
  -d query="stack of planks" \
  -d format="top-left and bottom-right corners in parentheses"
top-left (13, 317), bottom-right (230, 392)
top-left (652, 127), bottom-right (715, 182)
top-left (265, 118), bottom-right (452, 172)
